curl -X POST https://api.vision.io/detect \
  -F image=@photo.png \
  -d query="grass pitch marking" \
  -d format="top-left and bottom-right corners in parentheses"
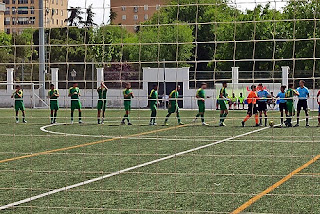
top-left (231, 154), bottom-right (320, 214)
top-left (0, 126), bottom-right (270, 210)
top-left (0, 123), bottom-right (193, 164)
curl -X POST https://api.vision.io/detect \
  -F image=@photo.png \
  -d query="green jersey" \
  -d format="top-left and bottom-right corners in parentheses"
top-left (219, 87), bottom-right (227, 98)
top-left (285, 88), bottom-right (294, 102)
top-left (196, 88), bottom-right (205, 104)
top-left (97, 87), bottom-right (107, 100)
top-left (48, 89), bottom-right (59, 101)
top-left (149, 89), bottom-right (158, 105)
top-left (13, 89), bottom-right (23, 101)
top-left (69, 87), bottom-right (80, 100)
top-left (123, 88), bottom-right (133, 101)
top-left (238, 96), bottom-right (245, 103)
top-left (169, 90), bottom-right (179, 106)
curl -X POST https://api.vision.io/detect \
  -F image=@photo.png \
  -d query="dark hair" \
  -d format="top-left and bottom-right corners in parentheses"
top-left (222, 81), bottom-right (227, 85)
top-left (281, 85), bottom-right (286, 90)
top-left (251, 85), bottom-right (256, 90)
top-left (201, 82), bottom-right (207, 86)
top-left (288, 83), bottom-right (294, 88)
top-left (300, 80), bottom-right (305, 84)
top-left (73, 82), bottom-right (77, 85)
top-left (258, 83), bottom-right (263, 86)
top-left (50, 84), bottom-right (54, 87)
top-left (15, 85), bottom-right (20, 89)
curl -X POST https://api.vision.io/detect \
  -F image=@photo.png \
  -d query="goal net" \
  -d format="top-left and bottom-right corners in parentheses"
top-left (1, 0), bottom-right (320, 213)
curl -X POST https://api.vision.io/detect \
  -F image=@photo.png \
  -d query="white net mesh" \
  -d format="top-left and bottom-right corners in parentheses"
top-left (1, 0), bottom-right (320, 213)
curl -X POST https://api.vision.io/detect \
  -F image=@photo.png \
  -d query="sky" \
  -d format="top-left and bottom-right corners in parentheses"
top-left (68, 0), bottom-right (287, 25)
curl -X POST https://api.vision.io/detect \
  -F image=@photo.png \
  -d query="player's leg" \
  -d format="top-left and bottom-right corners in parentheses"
top-left (254, 112), bottom-right (259, 126)
top-left (21, 104), bottom-right (26, 123)
top-left (50, 109), bottom-right (54, 124)
top-left (54, 109), bottom-right (57, 123)
top-left (295, 101), bottom-right (301, 126)
top-left (304, 102), bottom-right (309, 126)
top-left (71, 108), bottom-right (74, 123)
top-left (97, 109), bottom-right (101, 124)
top-left (15, 110), bottom-right (19, 123)
top-left (78, 109), bottom-right (82, 123)
top-left (176, 107), bottom-right (183, 125)
top-left (242, 105), bottom-right (252, 127)
top-left (164, 109), bottom-right (172, 125)
top-left (280, 109), bottom-right (284, 125)
top-left (264, 108), bottom-right (268, 127)
top-left (101, 101), bottom-right (106, 124)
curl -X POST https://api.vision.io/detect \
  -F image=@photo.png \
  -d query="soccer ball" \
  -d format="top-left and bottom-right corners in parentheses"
top-left (269, 120), bottom-right (274, 127)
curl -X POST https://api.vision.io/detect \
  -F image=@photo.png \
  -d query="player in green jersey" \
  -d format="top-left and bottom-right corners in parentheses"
top-left (193, 82), bottom-right (210, 126)
top-left (121, 82), bottom-right (134, 125)
top-left (48, 84), bottom-right (59, 124)
top-left (285, 83), bottom-right (299, 127)
top-left (149, 84), bottom-right (158, 125)
top-left (218, 82), bottom-right (228, 126)
top-left (68, 82), bottom-right (82, 124)
top-left (11, 85), bottom-right (26, 123)
top-left (238, 92), bottom-right (245, 110)
top-left (164, 85), bottom-right (184, 126)
top-left (97, 82), bottom-right (108, 124)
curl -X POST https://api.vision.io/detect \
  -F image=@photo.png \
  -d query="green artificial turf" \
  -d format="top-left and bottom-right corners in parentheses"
top-left (0, 108), bottom-right (320, 213)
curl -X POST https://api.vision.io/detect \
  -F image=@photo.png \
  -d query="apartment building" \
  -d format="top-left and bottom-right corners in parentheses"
top-left (3, 0), bottom-right (68, 34)
top-left (111, 0), bottom-right (168, 32)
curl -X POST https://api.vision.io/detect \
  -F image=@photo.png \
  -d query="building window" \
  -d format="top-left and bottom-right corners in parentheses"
top-left (52, 8), bottom-right (55, 15)
top-left (5, 7), bottom-right (10, 15)
top-left (51, 18), bottom-right (54, 24)
top-left (30, 6), bottom-right (34, 14)
top-left (18, 7), bottom-right (28, 14)
top-left (5, 17), bottom-right (10, 26)
top-left (56, 0), bottom-right (58, 5)
top-left (61, 0), bottom-right (63, 6)
top-left (144, 5), bottom-right (148, 11)
top-left (61, 20), bottom-right (63, 25)
top-left (122, 15), bottom-right (126, 20)
top-left (30, 16), bottom-right (35, 24)
top-left (52, 0), bottom-right (54, 4)
top-left (3, 0), bottom-right (9, 4)
top-left (121, 6), bottom-right (126, 11)
top-left (156, 4), bottom-right (160, 10)
top-left (56, 9), bottom-right (58, 15)
top-left (56, 19), bottom-right (58, 25)
top-left (18, 0), bottom-right (28, 4)
top-left (31, 0), bottom-right (34, 3)
top-left (6, 29), bottom-right (10, 34)
top-left (133, 6), bottom-right (138, 13)
top-left (144, 14), bottom-right (148, 20)
top-left (12, 17), bottom-right (16, 25)
top-left (133, 15), bottom-right (138, 20)
top-left (61, 10), bottom-right (63, 16)
top-left (12, 7), bottom-right (16, 15)
top-left (17, 17), bottom-right (29, 25)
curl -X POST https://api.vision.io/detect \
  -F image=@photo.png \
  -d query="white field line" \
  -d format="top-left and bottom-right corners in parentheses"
top-left (1, 125), bottom-right (270, 210)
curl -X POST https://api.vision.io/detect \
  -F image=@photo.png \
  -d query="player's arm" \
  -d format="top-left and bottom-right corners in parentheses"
top-left (101, 82), bottom-right (108, 90)
top-left (293, 90), bottom-right (300, 96)
top-left (55, 90), bottom-right (59, 97)
top-left (130, 91), bottom-right (134, 98)
top-left (68, 89), bottom-right (72, 97)
top-left (317, 91), bottom-right (320, 104)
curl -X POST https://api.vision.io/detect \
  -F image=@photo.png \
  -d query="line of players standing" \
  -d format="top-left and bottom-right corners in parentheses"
top-left (11, 80), bottom-right (320, 127)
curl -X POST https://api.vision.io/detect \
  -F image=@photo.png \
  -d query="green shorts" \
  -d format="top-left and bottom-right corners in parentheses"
top-left (218, 100), bottom-right (227, 110)
top-left (15, 101), bottom-right (25, 111)
top-left (150, 101), bottom-right (157, 111)
top-left (71, 100), bottom-right (82, 110)
top-left (168, 104), bottom-right (179, 114)
top-left (198, 101), bottom-right (205, 113)
top-left (97, 100), bottom-right (107, 110)
top-left (50, 101), bottom-right (59, 111)
top-left (286, 102), bottom-right (295, 116)
top-left (124, 101), bottom-right (131, 111)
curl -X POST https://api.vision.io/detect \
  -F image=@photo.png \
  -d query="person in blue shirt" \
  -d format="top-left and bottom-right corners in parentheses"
top-left (276, 85), bottom-right (288, 126)
top-left (257, 83), bottom-right (271, 126)
top-left (295, 80), bottom-right (310, 127)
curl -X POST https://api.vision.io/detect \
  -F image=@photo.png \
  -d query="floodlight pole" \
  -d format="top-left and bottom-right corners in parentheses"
top-left (39, 0), bottom-right (46, 104)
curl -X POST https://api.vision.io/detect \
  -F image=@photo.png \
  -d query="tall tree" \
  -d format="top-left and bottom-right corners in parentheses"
top-left (82, 4), bottom-right (97, 27)
top-left (65, 7), bottom-right (83, 26)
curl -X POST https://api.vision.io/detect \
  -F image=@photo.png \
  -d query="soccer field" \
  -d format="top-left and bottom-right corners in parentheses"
top-left (1, 109), bottom-right (320, 213)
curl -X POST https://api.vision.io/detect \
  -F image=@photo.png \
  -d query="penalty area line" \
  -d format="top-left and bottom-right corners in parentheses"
top-left (0, 125), bottom-right (269, 210)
